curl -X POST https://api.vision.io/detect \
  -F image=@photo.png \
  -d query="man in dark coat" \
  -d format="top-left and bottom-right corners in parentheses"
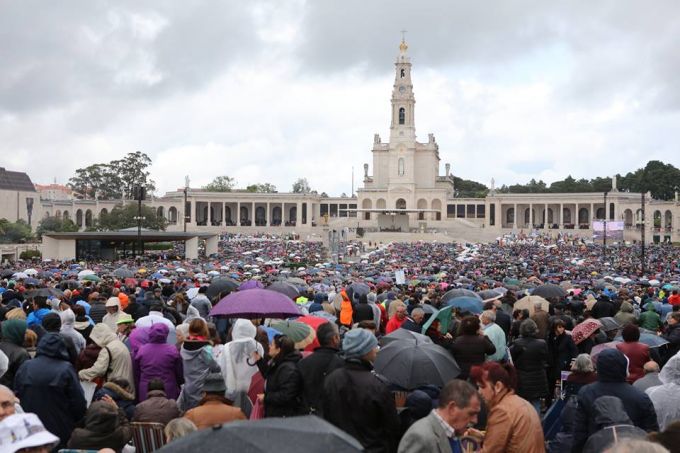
top-left (571, 348), bottom-right (659, 452)
top-left (591, 296), bottom-right (617, 319)
top-left (509, 318), bottom-right (549, 412)
top-left (399, 307), bottom-right (425, 334)
top-left (14, 332), bottom-right (87, 449)
top-left (322, 328), bottom-right (401, 453)
top-left (298, 322), bottom-right (344, 415)
top-left (662, 312), bottom-right (680, 360)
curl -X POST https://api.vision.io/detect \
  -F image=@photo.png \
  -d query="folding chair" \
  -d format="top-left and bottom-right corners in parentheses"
top-left (130, 422), bottom-right (166, 453)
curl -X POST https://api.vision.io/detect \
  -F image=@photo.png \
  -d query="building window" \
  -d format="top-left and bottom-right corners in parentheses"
top-left (400, 68), bottom-right (405, 78)
top-left (399, 107), bottom-right (405, 125)
top-left (398, 158), bottom-right (405, 176)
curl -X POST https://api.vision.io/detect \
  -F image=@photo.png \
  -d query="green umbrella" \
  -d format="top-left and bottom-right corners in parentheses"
top-left (270, 320), bottom-right (315, 349)
top-left (81, 274), bottom-right (101, 282)
top-left (421, 305), bottom-right (454, 335)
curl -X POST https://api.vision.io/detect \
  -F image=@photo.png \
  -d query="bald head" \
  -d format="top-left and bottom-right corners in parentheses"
top-left (643, 361), bottom-right (659, 374)
top-left (0, 385), bottom-right (16, 421)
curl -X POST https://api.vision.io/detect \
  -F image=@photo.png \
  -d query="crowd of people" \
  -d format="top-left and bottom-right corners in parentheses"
top-left (0, 234), bottom-right (679, 452)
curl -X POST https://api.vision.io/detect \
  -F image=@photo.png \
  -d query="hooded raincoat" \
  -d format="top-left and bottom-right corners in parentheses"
top-left (0, 319), bottom-right (29, 389)
top-left (133, 323), bottom-right (183, 401)
top-left (218, 319), bottom-right (263, 398)
top-left (646, 353), bottom-right (680, 430)
top-left (60, 308), bottom-right (86, 354)
top-left (79, 323), bottom-right (135, 395)
top-left (177, 338), bottom-right (220, 412)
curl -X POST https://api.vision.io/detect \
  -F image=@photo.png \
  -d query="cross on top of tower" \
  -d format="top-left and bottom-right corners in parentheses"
top-left (399, 30), bottom-right (408, 53)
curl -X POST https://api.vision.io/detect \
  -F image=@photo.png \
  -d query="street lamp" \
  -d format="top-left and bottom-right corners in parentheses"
top-left (641, 192), bottom-right (646, 276)
top-left (183, 176), bottom-right (190, 232)
top-left (133, 185), bottom-right (146, 257)
top-left (603, 191), bottom-right (609, 261)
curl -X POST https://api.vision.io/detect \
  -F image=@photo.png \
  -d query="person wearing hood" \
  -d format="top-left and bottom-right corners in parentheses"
top-left (72, 304), bottom-right (93, 341)
top-left (14, 333), bottom-right (87, 449)
top-left (614, 301), bottom-right (637, 326)
top-left (252, 333), bottom-right (305, 418)
top-left (639, 302), bottom-right (663, 332)
top-left (189, 286), bottom-right (212, 320)
top-left (321, 328), bottom-right (401, 453)
top-left (79, 323), bottom-right (135, 396)
top-left (67, 399), bottom-right (132, 452)
top-left (94, 377), bottom-right (136, 420)
top-left (25, 295), bottom-right (51, 327)
top-left (217, 319), bottom-right (263, 406)
top-left (59, 308), bottom-right (86, 354)
top-left (0, 319), bottom-right (30, 390)
top-left (177, 319), bottom-right (220, 412)
top-left (134, 323), bottom-right (183, 402)
top-left (103, 297), bottom-right (123, 332)
top-left (662, 312), bottom-right (680, 360)
top-left (571, 348), bottom-right (658, 452)
top-left (41, 312), bottom-right (79, 365)
top-left (646, 353), bottom-right (680, 431)
top-left (582, 396), bottom-right (647, 453)
top-left (509, 318), bottom-right (549, 413)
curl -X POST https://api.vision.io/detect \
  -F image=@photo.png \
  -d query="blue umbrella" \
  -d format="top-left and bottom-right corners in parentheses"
top-left (151, 272), bottom-right (164, 279)
top-left (444, 296), bottom-right (483, 315)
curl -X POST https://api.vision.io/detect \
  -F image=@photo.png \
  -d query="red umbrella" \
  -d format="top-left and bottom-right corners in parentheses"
top-left (590, 341), bottom-right (621, 364)
top-left (571, 319), bottom-right (602, 345)
top-left (297, 315), bottom-right (330, 352)
top-left (124, 277), bottom-right (137, 287)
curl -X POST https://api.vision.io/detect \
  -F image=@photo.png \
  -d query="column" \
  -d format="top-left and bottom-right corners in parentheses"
top-left (208, 202), bottom-right (213, 226)
top-left (297, 202), bottom-right (302, 226)
top-left (282, 202), bottom-right (285, 226)
top-left (529, 203), bottom-right (534, 228)
top-left (205, 235), bottom-right (219, 255)
top-left (559, 203), bottom-right (564, 228)
top-left (266, 202), bottom-right (270, 227)
top-left (236, 202), bottom-right (241, 226)
top-left (513, 203), bottom-right (517, 227)
top-left (251, 202), bottom-right (255, 226)
top-left (185, 237), bottom-right (198, 259)
top-left (590, 203), bottom-right (594, 227)
top-left (544, 203), bottom-right (548, 229)
top-left (189, 200), bottom-right (195, 227)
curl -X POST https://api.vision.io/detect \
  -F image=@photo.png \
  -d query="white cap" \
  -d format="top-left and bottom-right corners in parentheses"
top-left (0, 413), bottom-right (59, 453)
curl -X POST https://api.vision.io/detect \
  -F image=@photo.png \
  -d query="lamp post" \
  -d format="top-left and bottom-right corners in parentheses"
top-left (641, 192), bottom-right (646, 276)
top-left (133, 185), bottom-right (146, 257)
top-left (183, 176), bottom-right (190, 232)
top-left (603, 191), bottom-right (608, 261)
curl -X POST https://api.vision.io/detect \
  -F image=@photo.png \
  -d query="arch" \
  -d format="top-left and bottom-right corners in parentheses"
top-left (563, 208), bottom-right (571, 225)
top-left (225, 206), bottom-right (232, 224)
top-left (398, 107), bottom-right (405, 125)
top-left (596, 207), bottom-right (605, 219)
top-left (241, 206), bottom-right (250, 223)
top-left (398, 158), bottom-right (405, 176)
top-left (62, 211), bottom-right (70, 221)
top-left (55, 210), bottom-right (62, 219)
top-left (376, 198), bottom-right (386, 209)
top-left (288, 206), bottom-right (297, 223)
top-left (547, 208), bottom-right (554, 225)
top-left (653, 210), bottom-right (662, 228)
top-left (362, 199), bottom-right (372, 220)
top-left (506, 208), bottom-right (515, 224)
top-left (272, 206), bottom-right (282, 225)
top-left (664, 210), bottom-right (672, 229)
top-left (85, 209), bottom-right (93, 227)
top-left (100, 208), bottom-right (108, 217)
top-left (431, 199), bottom-right (442, 221)
top-left (396, 198), bottom-right (406, 210)
top-left (609, 202), bottom-right (615, 220)
top-left (255, 206), bottom-right (266, 225)
top-left (524, 208), bottom-right (535, 226)
top-left (578, 208), bottom-right (589, 225)
top-left (76, 209), bottom-right (83, 227)
top-left (43, 211), bottom-right (51, 218)
top-left (168, 206), bottom-right (178, 223)
top-left (417, 199), bottom-right (427, 220)
top-left (636, 208), bottom-right (643, 223)
top-left (623, 209), bottom-right (633, 226)
top-left (157, 206), bottom-right (164, 219)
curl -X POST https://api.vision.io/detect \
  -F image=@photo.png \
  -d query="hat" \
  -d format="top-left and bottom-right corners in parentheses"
top-left (342, 328), bottom-right (378, 359)
top-left (116, 313), bottom-right (134, 325)
top-left (0, 413), bottom-right (59, 453)
top-left (203, 372), bottom-right (226, 394)
top-left (105, 297), bottom-right (120, 308)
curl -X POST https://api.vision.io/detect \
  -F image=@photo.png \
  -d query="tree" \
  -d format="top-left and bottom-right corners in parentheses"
top-left (292, 178), bottom-right (311, 194)
top-left (35, 217), bottom-right (79, 238)
top-left (95, 203), bottom-right (167, 231)
top-left (453, 177), bottom-right (488, 198)
top-left (204, 176), bottom-right (236, 192)
top-left (68, 151), bottom-right (156, 200)
top-left (0, 219), bottom-right (33, 243)
top-left (245, 183), bottom-right (277, 193)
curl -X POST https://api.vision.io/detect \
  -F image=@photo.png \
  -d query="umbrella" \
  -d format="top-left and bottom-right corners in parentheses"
top-left (206, 278), bottom-right (239, 300)
top-left (211, 289), bottom-right (301, 319)
top-left (442, 288), bottom-right (482, 303)
top-left (614, 333), bottom-right (670, 348)
top-left (113, 268), bottom-right (135, 279)
top-left (155, 415), bottom-right (363, 453)
top-left (531, 284), bottom-right (567, 300)
top-left (295, 315), bottom-right (330, 351)
top-left (0, 269), bottom-right (15, 278)
top-left (347, 282), bottom-right (370, 301)
top-left (514, 295), bottom-right (550, 316)
top-left (590, 341), bottom-right (620, 362)
top-left (239, 280), bottom-right (264, 291)
top-left (444, 296), bottom-right (483, 314)
top-left (175, 267), bottom-right (187, 273)
top-left (24, 268), bottom-right (38, 276)
top-left (266, 282), bottom-right (300, 300)
top-left (27, 287), bottom-right (64, 299)
top-left (77, 269), bottom-right (95, 279)
top-left (421, 305), bottom-right (454, 335)
top-left (270, 320), bottom-right (316, 349)
top-left (571, 319), bottom-right (602, 345)
top-left (477, 289), bottom-right (502, 302)
top-left (598, 317), bottom-right (621, 333)
top-left (375, 340), bottom-right (461, 389)
top-left (81, 274), bottom-right (101, 282)
top-left (380, 329), bottom-right (433, 347)
top-left (186, 287), bottom-right (200, 300)
top-left (23, 278), bottom-right (40, 286)
top-left (12, 272), bottom-right (28, 280)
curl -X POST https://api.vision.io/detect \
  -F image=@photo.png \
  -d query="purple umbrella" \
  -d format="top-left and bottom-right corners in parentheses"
top-left (239, 280), bottom-right (264, 291)
top-left (211, 289), bottom-right (301, 319)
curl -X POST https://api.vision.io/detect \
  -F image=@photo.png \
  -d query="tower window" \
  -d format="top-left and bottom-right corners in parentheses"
top-left (400, 68), bottom-right (405, 78)
top-left (398, 158), bottom-right (405, 176)
top-left (399, 107), bottom-right (405, 125)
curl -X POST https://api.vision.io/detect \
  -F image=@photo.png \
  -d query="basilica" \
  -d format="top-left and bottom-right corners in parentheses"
top-left (1, 39), bottom-right (678, 259)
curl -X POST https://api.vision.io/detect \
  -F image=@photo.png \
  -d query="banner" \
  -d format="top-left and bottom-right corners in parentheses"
top-left (592, 220), bottom-right (624, 241)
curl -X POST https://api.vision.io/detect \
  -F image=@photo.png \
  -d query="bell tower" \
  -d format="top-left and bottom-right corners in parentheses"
top-left (389, 35), bottom-right (416, 143)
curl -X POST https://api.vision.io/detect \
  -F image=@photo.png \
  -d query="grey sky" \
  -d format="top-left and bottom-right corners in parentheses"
top-left (1, 0), bottom-right (679, 196)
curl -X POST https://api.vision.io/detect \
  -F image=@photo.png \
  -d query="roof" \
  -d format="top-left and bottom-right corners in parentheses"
top-left (0, 168), bottom-right (36, 192)
top-left (43, 231), bottom-right (217, 242)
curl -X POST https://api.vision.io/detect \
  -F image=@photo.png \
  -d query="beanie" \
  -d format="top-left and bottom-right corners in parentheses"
top-left (342, 328), bottom-right (378, 359)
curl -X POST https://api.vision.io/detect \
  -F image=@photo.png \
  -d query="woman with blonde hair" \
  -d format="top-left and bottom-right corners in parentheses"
top-left (164, 418), bottom-right (197, 443)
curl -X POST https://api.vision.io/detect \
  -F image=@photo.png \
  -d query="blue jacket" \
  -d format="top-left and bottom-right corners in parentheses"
top-left (26, 307), bottom-right (51, 327)
top-left (571, 349), bottom-right (658, 452)
top-left (15, 333), bottom-right (87, 449)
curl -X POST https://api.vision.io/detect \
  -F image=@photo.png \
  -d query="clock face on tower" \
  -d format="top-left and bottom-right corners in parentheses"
top-left (399, 85), bottom-right (406, 94)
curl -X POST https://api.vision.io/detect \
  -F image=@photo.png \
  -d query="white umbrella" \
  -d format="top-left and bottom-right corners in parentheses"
top-left (176, 268), bottom-right (187, 273)
top-left (78, 269), bottom-right (95, 279)
top-left (649, 279), bottom-right (661, 287)
top-left (159, 278), bottom-right (172, 284)
top-left (12, 272), bottom-right (28, 279)
top-left (195, 273), bottom-right (208, 279)
top-left (24, 269), bottom-right (38, 276)
top-left (208, 270), bottom-right (220, 276)
top-left (186, 287), bottom-right (200, 300)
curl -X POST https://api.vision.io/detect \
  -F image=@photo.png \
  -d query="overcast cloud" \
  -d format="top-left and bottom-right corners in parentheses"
top-left (1, 0), bottom-right (679, 196)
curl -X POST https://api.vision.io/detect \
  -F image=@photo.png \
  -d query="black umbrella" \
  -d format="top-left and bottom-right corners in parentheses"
top-left (346, 282), bottom-right (371, 302)
top-left (379, 329), bottom-right (433, 347)
top-left (156, 415), bottom-right (363, 453)
top-left (113, 268), bottom-right (135, 279)
top-left (0, 269), bottom-right (15, 278)
top-left (27, 287), bottom-right (64, 299)
top-left (206, 278), bottom-right (239, 300)
top-left (598, 317), bottom-right (621, 332)
top-left (477, 289), bottom-right (502, 301)
top-left (375, 340), bottom-right (461, 389)
top-left (531, 284), bottom-right (567, 300)
top-left (442, 288), bottom-right (482, 304)
top-left (266, 281), bottom-right (300, 300)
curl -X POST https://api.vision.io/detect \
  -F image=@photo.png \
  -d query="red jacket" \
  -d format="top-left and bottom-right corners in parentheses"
top-left (385, 316), bottom-right (406, 334)
top-left (616, 341), bottom-right (650, 383)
